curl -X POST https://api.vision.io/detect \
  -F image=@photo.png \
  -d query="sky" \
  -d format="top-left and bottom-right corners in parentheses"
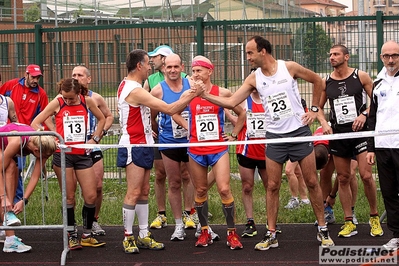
top-left (335, 0), bottom-right (353, 12)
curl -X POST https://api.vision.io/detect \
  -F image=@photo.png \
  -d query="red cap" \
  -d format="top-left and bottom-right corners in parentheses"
top-left (25, 64), bottom-right (42, 76)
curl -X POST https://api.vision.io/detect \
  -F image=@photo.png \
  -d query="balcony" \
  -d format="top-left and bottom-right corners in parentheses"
top-left (373, 0), bottom-right (386, 7)
top-left (393, 0), bottom-right (399, 7)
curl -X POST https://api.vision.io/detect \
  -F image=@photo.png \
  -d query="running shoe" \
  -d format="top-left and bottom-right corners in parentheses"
top-left (266, 224), bottom-right (282, 234)
top-left (92, 221), bottom-right (106, 236)
top-left (80, 234), bottom-right (106, 247)
top-left (352, 212), bottom-right (359, 225)
top-left (195, 229), bottom-right (213, 247)
top-left (338, 221), bottom-right (357, 238)
top-left (123, 235), bottom-right (139, 254)
top-left (317, 227), bottom-right (335, 247)
top-left (68, 233), bottom-right (82, 250)
top-left (255, 232), bottom-right (278, 251)
top-left (171, 224), bottom-right (186, 241)
top-left (150, 214), bottom-right (167, 229)
top-left (137, 232), bottom-right (165, 250)
top-left (183, 212), bottom-right (196, 229)
top-left (227, 229), bottom-right (243, 250)
top-left (195, 224), bottom-right (220, 241)
top-left (242, 221), bottom-right (257, 237)
top-left (3, 211), bottom-right (21, 226)
top-left (191, 211), bottom-right (199, 224)
top-left (369, 216), bottom-right (384, 237)
top-left (3, 237), bottom-right (32, 253)
top-left (383, 238), bottom-right (399, 251)
top-left (284, 197), bottom-right (300, 209)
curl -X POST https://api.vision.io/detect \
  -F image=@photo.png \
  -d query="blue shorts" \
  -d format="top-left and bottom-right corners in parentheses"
top-left (188, 150), bottom-right (228, 167)
top-left (117, 147), bottom-right (154, 169)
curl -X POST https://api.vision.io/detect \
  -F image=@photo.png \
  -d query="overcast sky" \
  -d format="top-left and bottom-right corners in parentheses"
top-left (335, 0), bottom-right (353, 12)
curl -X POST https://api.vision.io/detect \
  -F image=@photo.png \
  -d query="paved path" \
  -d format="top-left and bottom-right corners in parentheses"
top-left (0, 223), bottom-right (395, 265)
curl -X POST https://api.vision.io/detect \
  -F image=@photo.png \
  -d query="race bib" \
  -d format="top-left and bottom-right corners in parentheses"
top-left (171, 111), bottom-right (189, 138)
top-left (333, 96), bottom-right (357, 124)
top-left (246, 111), bottom-right (266, 138)
top-left (266, 91), bottom-right (294, 121)
top-left (63, 115), bottom-right (86, 142)
top-left (195, 113), bottom-right (219, 141)
top-left (143, 107), bottom-right (152, 135)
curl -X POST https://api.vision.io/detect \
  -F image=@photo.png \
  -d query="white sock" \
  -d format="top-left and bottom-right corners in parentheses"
top-left (123, 205), bottom-right (136, 236)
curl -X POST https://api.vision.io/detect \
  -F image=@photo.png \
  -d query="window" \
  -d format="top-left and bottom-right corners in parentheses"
top-left (69, 43), bottom-right (74, 64)
top-left (42, 43), bottom-right (46, 65)
top-left (137, 43), bottom-right (143, 49)
top-left (76, 43), bottom-right (83, 64)
top-left (63, 42), bottom-right (68, 64)
top-left (0, 0), bottom-right (11, 16)
top-left (0, 42), bottom-right (9, 65)
top-left (107, 43), bottom-right (114, 63)
top-left (148, 43), bottom-right (154, 52)
top-left (17, 42), bottom-right (25, 65)
top-left (98, 43), bottom-right (105, 63)
top-left (120, 43), bottom-right (127, 63)
top-left (27, 43), bottom-right (35, 64)
top-left (89, 43), bottom-right (96, 63)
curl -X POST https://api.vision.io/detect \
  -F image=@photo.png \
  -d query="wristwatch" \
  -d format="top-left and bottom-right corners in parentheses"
top-left (102, 129), bottom-right (108, 136)
top-left (310, 106), bottom-right (319, 112)
top-left (231, 132), bottom-right (238, 139)
top-left (92, 135), bottom-right (100, 144)
top-left (361, 111), bottom-right (368, 117)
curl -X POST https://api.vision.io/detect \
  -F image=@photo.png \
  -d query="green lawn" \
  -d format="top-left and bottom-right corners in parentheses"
top-left (24, 170), bottom-right (385, 226)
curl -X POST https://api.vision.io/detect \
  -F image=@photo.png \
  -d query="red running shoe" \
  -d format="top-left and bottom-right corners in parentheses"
top-left (227, 229), bottom-right (243, 250)
top-left (195, 229), bottom-right (213, 247)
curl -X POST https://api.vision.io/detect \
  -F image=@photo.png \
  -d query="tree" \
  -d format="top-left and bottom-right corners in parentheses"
top-left (24, 4), bottom-right (41, 22)
top-left (293, 23), bottom-right (332, 71)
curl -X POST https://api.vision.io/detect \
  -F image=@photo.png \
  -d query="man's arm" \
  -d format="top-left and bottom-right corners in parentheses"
top-left (143, 80), bottom-right (151, 92)
top-left (316, 77), bottom-right (332, 134)
top-left (92, 92), bottom-right (114, 135)
top-left (201, 74), bottom-right (255, 109)
top-left (219, 88), bottom-right (245, 138)
top-left (6, 97), bottom-right (18, 123)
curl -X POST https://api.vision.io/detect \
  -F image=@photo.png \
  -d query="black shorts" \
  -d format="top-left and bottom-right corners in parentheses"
top-left (236, 154), bottom-right (266, 169)
top-left (153, 138), bottom-right (162, 160)
top-left (52, 153), bottom-right (93, 170)
top-left (90, 150), bottom-right (103, 164)
top-left (330, 126), bottom-right (367, 158)
top-left (160, 148), bottom-right (189, 163)
top-left (266, 126), bottom-right (313, 164)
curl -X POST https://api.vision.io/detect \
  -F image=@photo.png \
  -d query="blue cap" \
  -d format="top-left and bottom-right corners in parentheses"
top-left (148, 45), bottom-right (174, 57)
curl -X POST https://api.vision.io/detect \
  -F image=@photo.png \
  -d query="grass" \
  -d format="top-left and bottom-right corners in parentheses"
top-left (23, 169), bottom-right (385, 226)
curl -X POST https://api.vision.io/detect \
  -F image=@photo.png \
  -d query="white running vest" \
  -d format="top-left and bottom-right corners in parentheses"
top-left (255, 60), bottom-right (305, 134)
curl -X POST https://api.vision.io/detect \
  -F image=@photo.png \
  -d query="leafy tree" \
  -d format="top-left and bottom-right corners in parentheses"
top-left (294, 23), bottom-right (332, 70)
top-left (24, 4), bottom-right (41, 22)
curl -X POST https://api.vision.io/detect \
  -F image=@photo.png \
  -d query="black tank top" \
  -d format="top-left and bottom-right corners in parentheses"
top-left (325, 69), bottom-right (366, 128)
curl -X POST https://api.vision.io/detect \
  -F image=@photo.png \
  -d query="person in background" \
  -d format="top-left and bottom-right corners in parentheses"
top-left (72, 65), bottom-right (114, 236)
top-left (224, 89), bottom-right (267, 238)
top-left (31, 78), bottom-right (106, 250)
top-left (150, 53), bottom-right (197, 241)
top-left (0, 123), bottom-right (57, 253)
top-left (199, 36), bottom-right (335, 250)
top-left (317, 44), bottom-right (383, 238)
top-left (116, 49), bottom-right (201, 254)
top-left (144, 45), bottom-right (195, 229)
top-left (367, 40), bottom-right (399, 250)
top-left (186, 55), bottom-right (245, 250)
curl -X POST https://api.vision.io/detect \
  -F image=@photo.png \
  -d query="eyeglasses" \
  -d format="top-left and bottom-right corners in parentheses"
top-left (382, 54), bottom-right (399, 60)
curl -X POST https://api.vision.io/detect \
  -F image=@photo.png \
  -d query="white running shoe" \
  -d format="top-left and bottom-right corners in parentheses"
top-left (3, 211), bottom-right (21, 226)
top-left (3, 237), bottom-right (32, 253)
top-left (171, 224), bottom-right (186, 241)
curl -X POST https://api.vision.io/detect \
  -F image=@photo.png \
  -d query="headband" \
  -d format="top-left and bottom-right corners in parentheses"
top-left (192, 60), bottom-right (214, 70)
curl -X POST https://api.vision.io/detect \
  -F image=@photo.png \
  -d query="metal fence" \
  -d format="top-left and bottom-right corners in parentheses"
top-left (0, 11), bottom-right (397, 176)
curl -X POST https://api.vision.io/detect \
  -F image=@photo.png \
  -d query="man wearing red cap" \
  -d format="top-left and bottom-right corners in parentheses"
top-left (0, 64), bottom-right (49, 126)
top-left (0, 64), bottom-right (51, 253)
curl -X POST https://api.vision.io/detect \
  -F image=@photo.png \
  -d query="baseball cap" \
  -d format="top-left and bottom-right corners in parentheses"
top-left (148, 45), bottom-right (174, 57)
top-left (26, 64), bottom-right (42, 76)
